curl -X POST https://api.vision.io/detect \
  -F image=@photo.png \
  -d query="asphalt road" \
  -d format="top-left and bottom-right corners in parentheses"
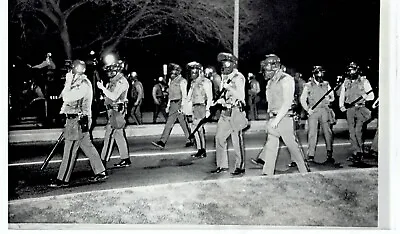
top-left (8, 129), bottom-right (378, 201)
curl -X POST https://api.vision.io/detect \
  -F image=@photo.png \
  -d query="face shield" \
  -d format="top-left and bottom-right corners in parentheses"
top-left (221, 61), bottom-right (234, 75)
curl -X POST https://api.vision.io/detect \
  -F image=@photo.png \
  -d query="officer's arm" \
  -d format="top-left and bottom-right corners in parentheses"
top-left (227, 75), bottom-right (245, 102)
top-left (363, 78), bottom-right (375, 101)
top-left (204, 80), bottom-right (213, 110)
top-left (101, 81), bottom-right (128, 101)
top-left (152, 85), bottom-right (158, 103)
top-left (275, 77), bottom-right (294, 123)
top-left (300, 84), bottom-right (309, 111)
top-left (32, 61), bottom-right (48, 69)
top-left (339, 83), bottom-right (346, 108)
top-left (180, 78), bottom-right (188, 100)
top-left (326, 84), bottom-right (335, 102)
top-left (62, 81), bottom-right (88, 102)
top-left (255, 80), bottom-right (261, 94)
top-left (136, 82), bottom-right (144, 101)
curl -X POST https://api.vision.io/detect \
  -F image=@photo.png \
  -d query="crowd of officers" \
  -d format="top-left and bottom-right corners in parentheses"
top-left (47, 51), bottom-right (379, 188)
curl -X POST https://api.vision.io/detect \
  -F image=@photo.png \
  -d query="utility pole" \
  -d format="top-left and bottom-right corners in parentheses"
top-left (233, 0), bottom-right (239, 60)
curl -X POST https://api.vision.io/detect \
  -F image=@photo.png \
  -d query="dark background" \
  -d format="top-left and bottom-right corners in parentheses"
top-left (8, 0), bottom-right (380, 126)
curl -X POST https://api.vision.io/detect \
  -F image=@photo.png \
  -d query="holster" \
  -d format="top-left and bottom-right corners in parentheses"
top-left (78, 115), bottom-right (89, 132)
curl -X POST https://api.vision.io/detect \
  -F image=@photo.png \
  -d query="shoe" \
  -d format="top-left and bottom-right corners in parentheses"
top-left (306, 156), bottom-right (315, 163)
top-left (231, 168), bottom-right (245, 176)
top-left (152, 141), bottom-right (165, 149)
top-left (322, 157), bottom-right (335, 165)
top-left (288, 162), bottom-right (297, 168)
top-left (48, 179), bottom-right (69, 188)
top-left (210, 167), bottom-right (229, 174)
top-left (251, 158), bottom-right (265, 166)
top-left (185, 140), bottom-right (195, 147)
top-left (89, 172), bottom-right (109, 182)
top-left (114, 158), bottom-right (132, 168)
top-left (348, 153), bottom-right (363, 163)
top-left (364, 150), bottom-right (378, 159)
top-left (191, 149), bottom-right (206, 158)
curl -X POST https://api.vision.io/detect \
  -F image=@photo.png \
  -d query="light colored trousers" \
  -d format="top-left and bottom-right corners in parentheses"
top-left (215, 108), bottom-right (245, 170)
top-left (307, 108), bottom-right (333, 157)
top-left (262, 116), bottom-right (308, 175)
top-left (58, 132), bottom-right (105, 182)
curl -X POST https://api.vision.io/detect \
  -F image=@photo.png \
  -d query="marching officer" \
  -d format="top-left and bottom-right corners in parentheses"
top-left (260, 54), bottom-right (309, 176)
top-left (211, 52), bottom-right (248, 176)
top-left (339, 62), bottom-right (375, 163)
top-left (187, 61), bottom-right (213, 158)
top-left (49, 60), bottom-right (107, 188)
top-left (97, 59), bottom-right (131, 168)
top-left (152, 63), bottom-right (193, 149)
top-left (246, 72), bottom-right (261, 120)
top-left (152, 76), bottom-right (169, 123)
top-left (299, 65), bottom-right (336, 165)
top-left (127, 71), bottom-right (144, 125)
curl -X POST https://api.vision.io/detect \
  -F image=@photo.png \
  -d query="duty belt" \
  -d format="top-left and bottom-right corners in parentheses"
top-left (66, 114), bottom-right (79, 119)
top-left (193, 103), bottom-right (205, 107)
top-left (222, 105), bottom-right (244, 112)
top-left (268, 112), bottom-right (295, 118)
top-left (106, 103), bottom-right (125, 112)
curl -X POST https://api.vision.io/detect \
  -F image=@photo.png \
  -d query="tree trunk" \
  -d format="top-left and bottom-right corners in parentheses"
top-left (60, 22), bottom-right (72, 60)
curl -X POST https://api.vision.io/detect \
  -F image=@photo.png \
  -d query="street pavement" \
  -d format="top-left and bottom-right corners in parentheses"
top-left (8, 128), bottom-right (378, 201)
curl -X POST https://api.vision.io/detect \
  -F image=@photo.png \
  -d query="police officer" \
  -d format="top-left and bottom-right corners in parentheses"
top-left (247, 72), bottom-right (261, 120)
top-left (339, 62), bottom-right (375, 163)
top-left (261, 54), bottom-right (309, 176)
top-left (152, 76), bottom-right (169, 123)
top-left (49, 60), bottom-right (107, 188)
top-left (97, 59), bottom-right (131, 168)
top-left (152, 63), bottom-right (193, 149)
top-left (127, 71), bottom-right (144, 125)
top-left (187, 62), bottom-right (213, 158)
top-left (300, 65), bottom-right (336, 165)
top-left (211, 52), bottom-right (248, 176)
top-left (204, 66), bottom-right (222, 121)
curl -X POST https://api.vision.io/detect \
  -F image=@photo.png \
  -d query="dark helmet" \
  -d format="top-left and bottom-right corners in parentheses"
top-left (217, 52), bottom-right (237, 75)
top-left (187, 61), bottom-right (203, 80)
top-left (103, 59), bottom-right (125, 74)
top-left (312, 65), bottom-right (325, 80)
top-left (72, 60), bottom-right (86, 74)
top-left (261, 54), bottom-right (281, 79)
top-left (186, 61), bottom-right (203, 71)
top-left (168, 63), bottom-right (182, 74)
top-left (346, 62), bottom-right (360, 78)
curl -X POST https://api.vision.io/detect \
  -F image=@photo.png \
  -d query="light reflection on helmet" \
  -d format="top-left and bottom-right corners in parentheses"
top-left (72, 60), bottom-right (86, 74)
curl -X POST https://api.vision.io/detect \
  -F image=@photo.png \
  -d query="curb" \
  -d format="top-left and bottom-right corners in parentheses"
top-left (8, 119), bottom-right (377, 144)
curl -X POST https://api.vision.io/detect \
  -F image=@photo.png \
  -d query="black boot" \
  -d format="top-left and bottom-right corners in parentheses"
top-left (191, 149), bottom-right (206, 158)
top-left (114, 158), bottom-right (132, 168)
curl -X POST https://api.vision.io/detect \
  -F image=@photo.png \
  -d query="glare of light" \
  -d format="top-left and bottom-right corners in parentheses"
top-left (103, 53), bottom-right (117, 65)
top-left (90, 50), bottom-right (95, 55)
top-left (12, 64), bottom-right (16, 68)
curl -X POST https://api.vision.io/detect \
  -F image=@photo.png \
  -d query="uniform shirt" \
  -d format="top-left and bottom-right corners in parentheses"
top-left (220, 69), bottom-right (245, 107)
top-left (60, 73), bottom-right (93, 116)
top-left (188, 76), bottom-right (213, 110)
top-left (300, 79), bottom-right (334, 112)
top-left (103, 73), bottom-right (129, 105)
top-left (211, 73), bottom-right (222, 97)
top-left (131, 79), bottom-right (144, 102)
top-left (168, 75), bottom-right (188, 101)
top-left (266, 70), bottom-right (294, 120)
top-left (339, 76), bottom-right (374, 108)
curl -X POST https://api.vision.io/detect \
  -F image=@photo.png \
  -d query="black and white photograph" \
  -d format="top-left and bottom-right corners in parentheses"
top-left (3, 0), bottom-right (399, 231)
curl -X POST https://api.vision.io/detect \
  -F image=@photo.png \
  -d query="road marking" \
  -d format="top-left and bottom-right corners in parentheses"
top-left (8, 141), bottom-right (372, 167)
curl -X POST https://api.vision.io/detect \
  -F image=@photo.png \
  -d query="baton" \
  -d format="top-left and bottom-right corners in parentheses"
top-left (293, 116), bottom-right (311, 172)
top-left (344, 89), bottom-right (374, 109)
top-left (310, 77), bottom-right (345, 111)
top-left (40, 132), bottom-right (64, 171)
top-left (188, 78), bottom-right (233, 139)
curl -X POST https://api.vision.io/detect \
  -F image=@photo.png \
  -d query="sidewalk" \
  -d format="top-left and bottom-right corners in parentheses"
top-left (9, 112), bottom-right (377, 144)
